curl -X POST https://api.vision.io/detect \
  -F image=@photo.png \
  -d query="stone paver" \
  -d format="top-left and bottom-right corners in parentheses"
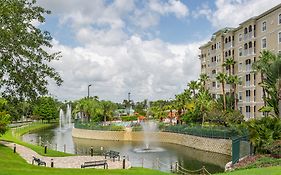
top-left (2, 141), bottom-right (131, 169)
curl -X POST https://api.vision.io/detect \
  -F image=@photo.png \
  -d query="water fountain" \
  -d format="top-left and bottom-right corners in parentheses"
top-left (59, 104), bottom-right (72, 131)
top-left (133, 120), bottom-right (165, 153)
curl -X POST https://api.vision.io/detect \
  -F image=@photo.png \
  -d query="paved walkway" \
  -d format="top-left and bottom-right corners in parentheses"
top-left (2, 141), bottom-right (131, 169)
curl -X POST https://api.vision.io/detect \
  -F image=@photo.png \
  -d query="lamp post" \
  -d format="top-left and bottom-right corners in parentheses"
top-left (87, 84), bottom-right (92, 98)
top-left (128, 92), bottom-right (131, 115)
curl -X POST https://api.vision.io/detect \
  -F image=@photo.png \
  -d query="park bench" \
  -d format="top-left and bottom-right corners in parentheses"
top-left (81, 160), bottom-right (108, 169)
top-left (32, 156), bottom-right (46, 166)
top-left (104, 150), bottom-right (120, 162)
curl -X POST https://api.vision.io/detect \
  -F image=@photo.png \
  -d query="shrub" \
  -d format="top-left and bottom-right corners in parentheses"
top-left (121, 115), bottom-right (138, 121)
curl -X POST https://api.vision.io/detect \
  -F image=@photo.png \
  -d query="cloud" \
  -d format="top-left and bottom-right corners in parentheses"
top-left (48, 37), bottom-right (203, 102)
top-left (37, 0), bottom-right (201, 102)
top-left (193, 0), bottom-right (281, 29)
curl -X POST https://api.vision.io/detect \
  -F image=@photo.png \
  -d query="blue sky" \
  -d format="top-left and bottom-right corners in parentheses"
top-left (36, 0), bottom-right (281, 102)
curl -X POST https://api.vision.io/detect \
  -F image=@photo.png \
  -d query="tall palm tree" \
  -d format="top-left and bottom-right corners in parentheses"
top-left (188, 80), bottom-right (199, 97)
top-left (199, 73), bottom-right (209, 90)
top-left (216, 72), bottom-right (227, 111)
top-left (223, 57), bottom-right (236, 75)
top-left (196, 90), bottom-right (213, 127)
top-left (227, 75), bottom-right (240, 110)
top-left (252, 51), bottom-right (276, 107)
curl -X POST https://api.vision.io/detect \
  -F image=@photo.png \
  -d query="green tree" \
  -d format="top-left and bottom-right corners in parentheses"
top-left (100, 100), bottom-right (117, 122)
top-left (195, 90), bottom-right (213, 126)
top-left (227, 75), bottom-right (240, 110)
top-left (33, 96), bottom-right (59, 122)
top-left (223, 57), bottom-right (236, 75)
top-left (216, 72), bottom-right (227, 111)
top-left (0, 0), bottom-right (62, 101)
top-left (199, 73), bottom-right (209, 90)
top-left (188, 80), bottom-right (199, 97)
top-left (0, 98), bottom-right (11, 135)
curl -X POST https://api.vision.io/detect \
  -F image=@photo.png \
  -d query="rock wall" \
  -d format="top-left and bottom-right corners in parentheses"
top-left (72, 128), bottom-right (232, 155)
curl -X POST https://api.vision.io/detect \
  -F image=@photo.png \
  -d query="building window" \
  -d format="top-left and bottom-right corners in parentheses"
top-left (239, 34), bottom-right (242, 42)
top-left (239, 48), bottom-right (243, 56)
top-left (279, 32), bottom-right (281, 43)
top-left (246, 106), bottom-right (251, 118)
top-left (262, 21), bottom-right (266, 31)
top-left (212, 82), bottom-right (216, 87)
top-left (238, 62), bottom-right (242, 72)
top-left (261, 38), bottom-right (267, 48)
top-left (279, 14), bottom-right (281, 24)
top-left (239, 92), bottom-right (242, 101)
top-left (239, 107), bottom-right (243, 113)
top-left (246, 90), bottom-right (251, 102)
top-left (254, 89), bottom-right (256, 102)
top-left (246, 74), bottom-right (251, 86)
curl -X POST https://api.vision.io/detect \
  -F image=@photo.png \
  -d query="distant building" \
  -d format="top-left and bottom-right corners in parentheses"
top-left (199, 4), bottom-right (281, 119)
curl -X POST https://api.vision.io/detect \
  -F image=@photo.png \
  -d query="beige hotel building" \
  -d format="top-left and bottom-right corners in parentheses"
top-left (199, 4), bottom-right (281, 119)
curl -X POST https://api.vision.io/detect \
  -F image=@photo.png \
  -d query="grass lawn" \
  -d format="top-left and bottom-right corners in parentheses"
top-left (0, 122), bottom-right (71, 157)
top-left (215, 166), bottom-right (281, 175)
top-left (0, 144), bottom-right (168, 175)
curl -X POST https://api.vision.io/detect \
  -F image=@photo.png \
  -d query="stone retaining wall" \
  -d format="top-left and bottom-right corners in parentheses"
top-left (72, 128), bottom-right (232, 156)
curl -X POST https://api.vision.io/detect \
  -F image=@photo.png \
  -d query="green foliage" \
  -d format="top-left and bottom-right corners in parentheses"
top-left (121, 115), bottom-right (138, 121)
top-left (75, 122), bottom-right (124, 131)
top-left (0, 98), bottom-right (11, 135)
top-left (246, 117), bottom-right (281, 154)
top-left (264, 140), bottom-right (281, 156)
top-left (0, 0), bottom-right (62, 101)
top-left (33, 96), bottom-right (59, 122)
top-left (237, 156), bottom-right (281, 170)
top-left (163, 124), bottom-right (242, 139)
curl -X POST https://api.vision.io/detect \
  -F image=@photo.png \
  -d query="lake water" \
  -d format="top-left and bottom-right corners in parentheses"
top-left (21, 124), bottom-right (231, 173)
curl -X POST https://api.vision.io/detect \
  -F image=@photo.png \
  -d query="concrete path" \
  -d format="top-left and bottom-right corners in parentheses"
top-left (2, 141), bottom-right (131, 169)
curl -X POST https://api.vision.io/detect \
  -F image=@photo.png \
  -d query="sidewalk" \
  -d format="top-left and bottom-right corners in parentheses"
top-left (1, 141), bottom-right (131, 169)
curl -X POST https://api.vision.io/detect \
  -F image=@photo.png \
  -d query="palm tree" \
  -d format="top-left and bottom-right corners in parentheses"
top-left (199, 73), bottom-right (209, 90)
top-left (227, 75), bottom-right (240, 110)
top-left (252, 51), bottom-right (276, 107)
top-left (188, 80), bottom-right (199, 97)
top-left (196, 90), bottom-right (213, 127)
top-left (216, 72), bottom-right (227, 111)
top-left (223, 57), bottom-right (236, 75)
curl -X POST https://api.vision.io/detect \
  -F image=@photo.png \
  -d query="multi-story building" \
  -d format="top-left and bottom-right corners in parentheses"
top-left (199, 4), bottom-right (281, 119)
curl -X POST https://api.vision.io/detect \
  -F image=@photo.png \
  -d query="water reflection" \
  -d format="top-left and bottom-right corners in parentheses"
top-left (21, 125), bottom-right (231, 173)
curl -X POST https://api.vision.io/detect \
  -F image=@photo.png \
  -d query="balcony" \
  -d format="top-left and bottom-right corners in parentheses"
top-left (225, 42), bottom-right (233, 49)
top-left (246, 64), bottom-right (251, 72)
top-left (246, 81), bottom-right (250, 87)
top-left (244, 49), bottom-right (248, 56)
top-left (210, 62), bottom-right (216, 67)
top-left (210, 50), bottom-right (216, 55)
top-left (248, 32), bottom-right (253, 39)
top-left (244, 34), bottom-right (248, 41)
top-left (246, 112), bottom-right (251, 119)
top-left (246, 96), bottom-right (250, 102)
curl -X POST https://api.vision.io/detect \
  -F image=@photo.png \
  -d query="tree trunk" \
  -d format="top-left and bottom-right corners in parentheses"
top-left (234, 84), bottom-right (237, 111)
top-left (222, 82), bottom-right (226, 111)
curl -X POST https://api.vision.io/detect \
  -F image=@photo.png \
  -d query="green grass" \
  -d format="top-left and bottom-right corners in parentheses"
top-left (215, 166), bottom-right (281, 175)
top-left (0, 122), bottom-right (71, 157)
top-left (0, 144), bottom-right (168, 175)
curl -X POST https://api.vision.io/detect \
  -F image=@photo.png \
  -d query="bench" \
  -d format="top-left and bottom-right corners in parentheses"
top-left (32, 156), bottom-right (46, 166)
top-left (104, 150), bottom-right (120, 162)
top-left (81, 160), bottom-right (108, 169)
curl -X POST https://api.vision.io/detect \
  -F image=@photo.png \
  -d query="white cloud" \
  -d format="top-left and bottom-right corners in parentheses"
top-left (37, 0), bottom-right (201, 102)
top-left (193, 0), bottom-right (281, 29)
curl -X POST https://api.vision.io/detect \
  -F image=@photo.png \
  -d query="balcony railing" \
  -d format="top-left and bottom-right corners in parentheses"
top-left (225, 42), bottom-right (233, 49)
top-left (246, 96), bottom-right (250, 102)
top-left (246, 65), bottom-right (251, 72)
top-left (244, 34), bottom-right (248, 41)
top-left (244, 49), bottom-right (248, 56)
top-left (246, 81), bottom-right (250, 87)
top-left (246, 112), bottom-right (251, 118)
top-left (248, 32), bottom-right (253, 39)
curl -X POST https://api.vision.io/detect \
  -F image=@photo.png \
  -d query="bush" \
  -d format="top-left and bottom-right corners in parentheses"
top-left (121, 115), bottom-right (138, 121)
top-left (264, 140), bottom-right (281, 157)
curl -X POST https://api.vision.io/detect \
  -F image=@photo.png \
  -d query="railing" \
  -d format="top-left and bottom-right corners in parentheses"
top-left (74, 122), bottom-right (125, 131)
top-left (246, 65), bottom-right (251, 72)
top-left (163, 125), bottom-right (246, 139)
top-left (225, 42), bottom-right (233, 49)
top-left (245, 81), bottom-right (250, 87)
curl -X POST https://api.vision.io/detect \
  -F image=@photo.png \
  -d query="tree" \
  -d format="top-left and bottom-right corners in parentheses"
top-left (100, 100), bottom-right (117, 122)
top-left (0, 0), bottom-right (62, 101)
top-left (195, 90), bottom-right (213, 126)
top-left (199, 73), bottom-right (209, 90)
top-left (0, 98), bottom-right (11, 135)
top-left (216, 72), bottom-right (227, 111)
top-left (227, 75), bottom-right (240, 110)
top-left (33, 96), bottom-right (59, 122)
top-left (188, 80), bottom-right (199, 97)
top-left (223, 57), bottom-right (236, 75)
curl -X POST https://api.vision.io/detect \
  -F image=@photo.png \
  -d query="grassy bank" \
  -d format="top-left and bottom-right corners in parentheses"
top-left (0, 122), bottom-right (71, 157)
top-left (0, 144), bottom-right (168, 175)
top-left (215, 166), bottom-right (281, 175)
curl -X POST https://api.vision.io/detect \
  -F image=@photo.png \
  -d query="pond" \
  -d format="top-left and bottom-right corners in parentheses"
top-left (21, 124), bottom-right (231, 173)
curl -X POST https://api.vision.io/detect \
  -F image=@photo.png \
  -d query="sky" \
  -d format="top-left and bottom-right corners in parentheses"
top-left (36, 0), bottom-right (281, 102)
